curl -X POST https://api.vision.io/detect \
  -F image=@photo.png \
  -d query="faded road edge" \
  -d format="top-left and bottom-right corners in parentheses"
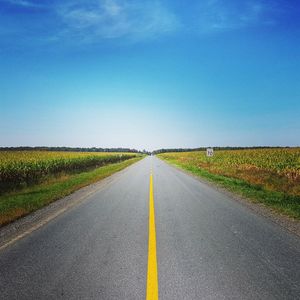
top-left (0, 157), bottom-right (144, 251)
top-left (0, 157), bottom-right (143, 226)
top-left (146, 172), bottom-right (159, 300)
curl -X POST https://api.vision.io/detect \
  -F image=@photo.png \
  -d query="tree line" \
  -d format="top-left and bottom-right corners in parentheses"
top-left (152, 146), bottom-right (291, 154)
top-left (0, 147), bottom-right (141, 153)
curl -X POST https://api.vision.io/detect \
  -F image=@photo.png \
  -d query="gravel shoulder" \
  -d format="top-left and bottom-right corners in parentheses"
top-left (163, 159), bottom-right (300, 238)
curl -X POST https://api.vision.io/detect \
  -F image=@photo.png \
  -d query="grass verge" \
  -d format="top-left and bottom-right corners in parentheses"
top-left (158, 157), bottom-right (300, 220)
top-left (0, 156), bottom-right (143, 226)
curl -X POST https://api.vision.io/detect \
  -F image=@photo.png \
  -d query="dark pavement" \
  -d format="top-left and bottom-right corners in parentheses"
top-left (0, 156), bottom-right (299, 299)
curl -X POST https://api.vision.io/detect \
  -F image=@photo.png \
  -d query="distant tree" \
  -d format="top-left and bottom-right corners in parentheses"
top-left (0, 146), bottom-right (142, 153)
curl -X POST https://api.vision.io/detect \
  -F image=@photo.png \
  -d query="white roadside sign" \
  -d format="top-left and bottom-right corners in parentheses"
top-left (206, 148), bottom-right (214, 157)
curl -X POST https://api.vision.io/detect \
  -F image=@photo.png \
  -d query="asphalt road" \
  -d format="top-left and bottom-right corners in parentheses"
top-left (0, 156), bottom-right (299, 299)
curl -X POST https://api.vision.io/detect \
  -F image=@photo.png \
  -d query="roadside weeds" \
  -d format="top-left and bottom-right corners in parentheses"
top-left (158, 157), bottom-right (300, 237)
top-left (0, 157), bottom-right (143, 226)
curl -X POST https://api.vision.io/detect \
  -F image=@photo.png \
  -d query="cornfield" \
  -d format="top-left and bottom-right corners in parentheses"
top-left (158, 148), bottom-right (300, 196)
top-left (0, 151), bottom-right (137, 193)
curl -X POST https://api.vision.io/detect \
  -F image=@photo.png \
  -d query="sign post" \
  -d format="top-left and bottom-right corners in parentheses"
top-left (206, 148), bottom-right (214, 157)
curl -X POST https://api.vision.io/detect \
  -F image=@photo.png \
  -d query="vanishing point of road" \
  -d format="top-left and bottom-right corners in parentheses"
top-left (0, 156), bottom-right (299, 299)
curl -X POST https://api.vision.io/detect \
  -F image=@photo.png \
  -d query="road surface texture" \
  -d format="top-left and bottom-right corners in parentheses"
top-left (0, 156), bottom-right (299, 299)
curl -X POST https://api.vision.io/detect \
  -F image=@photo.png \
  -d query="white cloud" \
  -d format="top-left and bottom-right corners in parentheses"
top-left (55, 0), bottom-right (180, 42)
top-left (0, 0), bottom-right (284, 47)
top-left (1, 0), bottom-right (41, 8)
top-left (0, 0), bottom-right (179, 44)
top-left (103, 0), bottom-right (122, 17)
top-left (194, 0), bottom-right (277, 33)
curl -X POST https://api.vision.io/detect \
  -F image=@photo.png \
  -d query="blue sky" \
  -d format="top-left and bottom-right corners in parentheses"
top-left (0, 0), bottom-right (299, 150)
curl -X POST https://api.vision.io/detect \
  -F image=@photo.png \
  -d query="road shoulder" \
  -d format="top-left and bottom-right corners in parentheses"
top-left (158, 157), bottom-right (300, 238)
top-left (0, 158), bottom-right (145, 251)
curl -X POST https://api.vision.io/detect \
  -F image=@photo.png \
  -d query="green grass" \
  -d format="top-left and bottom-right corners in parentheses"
top-left (159, 157), bottom-right (300, 220)
top-left (0, 156), bottom-right (143, 226)
top-left (0, 151), bottom-right (137, 193)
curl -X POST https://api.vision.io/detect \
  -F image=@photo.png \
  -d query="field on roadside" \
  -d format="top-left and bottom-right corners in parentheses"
top-left (158, 148), bottom-right (300, 218)
top-left (0, 151), bottom-right (137, 194)
top-left (0, 151), bottom-right (142, 225)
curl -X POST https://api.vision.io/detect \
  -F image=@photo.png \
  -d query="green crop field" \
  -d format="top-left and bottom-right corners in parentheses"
top-left (0, 151), bottom-right (137, 194)
top-left (158, 148), bottom-right (300, 219)
top-left (0, 151), bottom-right (142, 225)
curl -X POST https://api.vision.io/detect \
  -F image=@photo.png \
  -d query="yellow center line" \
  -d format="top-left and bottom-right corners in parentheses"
top-left (146, 171), bottom-right (159, 300)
